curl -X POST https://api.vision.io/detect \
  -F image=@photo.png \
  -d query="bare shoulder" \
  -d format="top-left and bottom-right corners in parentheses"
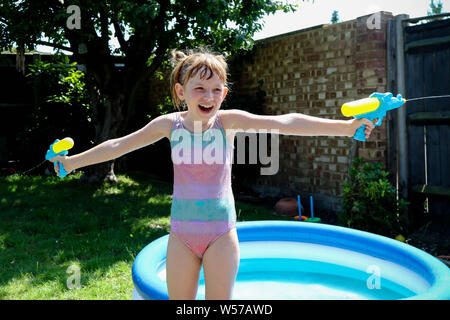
top-left (219, 109), bottom-right (251, 130)
top-left (148, 112), bottom-right (176, 139)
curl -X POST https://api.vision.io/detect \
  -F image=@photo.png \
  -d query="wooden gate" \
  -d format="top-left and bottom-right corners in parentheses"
top-left (387, 16), bottom-right (450, 217)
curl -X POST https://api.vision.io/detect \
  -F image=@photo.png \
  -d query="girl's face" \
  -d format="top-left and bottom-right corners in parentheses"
top-left (175, 69), bottom-right (228, 122)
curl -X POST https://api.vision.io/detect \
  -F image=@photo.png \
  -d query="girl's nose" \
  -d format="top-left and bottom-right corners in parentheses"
top-left (204, 90), bottom-right (214, 100)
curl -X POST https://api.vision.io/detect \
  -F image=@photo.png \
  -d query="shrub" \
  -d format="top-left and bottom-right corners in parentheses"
top-left (339, 157), bottom-right (409, 237)
top-left (15, 56), bottom-right (94, 172)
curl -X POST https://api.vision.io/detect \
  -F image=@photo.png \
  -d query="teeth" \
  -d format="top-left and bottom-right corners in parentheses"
top-left (199, 105), bottom-right (213, 109)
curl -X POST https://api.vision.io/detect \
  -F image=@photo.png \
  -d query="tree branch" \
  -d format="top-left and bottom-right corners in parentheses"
top-left (112, 16), bottom-right (128, 54)
top-left (35, 40), bottom-right (74, 52)
top-left (98, 4), bottom-right (110, 52)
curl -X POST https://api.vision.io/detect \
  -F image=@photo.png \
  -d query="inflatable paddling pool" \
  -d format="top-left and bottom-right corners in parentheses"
top-left (132, 220), bottom-right (450, 300)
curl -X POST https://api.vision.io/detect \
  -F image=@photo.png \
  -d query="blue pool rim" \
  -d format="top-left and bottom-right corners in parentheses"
top-left (131, 220), bottom-right (450, 300)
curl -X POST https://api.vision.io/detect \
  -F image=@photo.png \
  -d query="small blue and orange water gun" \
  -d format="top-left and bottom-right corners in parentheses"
top-left (45, 138), bottom-right (74, 178)
top-left (341, 92), bottom-right (406, 141)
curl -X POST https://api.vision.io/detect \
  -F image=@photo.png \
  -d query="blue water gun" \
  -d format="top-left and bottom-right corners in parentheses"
top-left (341, 92), bottom-right (406, 141)
top-left (45, 138), bottom-right (74, 178)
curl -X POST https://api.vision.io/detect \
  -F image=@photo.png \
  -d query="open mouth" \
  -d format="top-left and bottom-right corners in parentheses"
top-left (198, 104), bottom-right (214, 114)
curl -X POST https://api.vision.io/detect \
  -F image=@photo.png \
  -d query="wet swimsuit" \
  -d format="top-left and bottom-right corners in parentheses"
top-left (169, 111), bottom-right (236, 258)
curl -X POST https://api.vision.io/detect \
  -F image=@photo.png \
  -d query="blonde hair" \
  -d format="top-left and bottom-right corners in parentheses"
top-left (170, 48), bottom-right (228, 110)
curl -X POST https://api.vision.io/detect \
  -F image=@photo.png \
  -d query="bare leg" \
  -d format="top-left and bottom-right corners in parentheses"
top-left (166, 232), bottom-right (202, 300)
top-left (202, 228), bottom-right (240, 300)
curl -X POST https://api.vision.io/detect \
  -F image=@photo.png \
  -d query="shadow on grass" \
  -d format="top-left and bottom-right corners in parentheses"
top-left (0, 170), bottom-right (287, 299)
top-left (0, 171), bottom-right (173, 299)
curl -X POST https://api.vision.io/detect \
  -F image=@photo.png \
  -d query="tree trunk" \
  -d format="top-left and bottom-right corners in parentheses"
top-left (74, 40), bottom-right (166, 183)
top-left (80, 72), bottom-right (125, 183)
top-left (80, 160), bottom-right (117, 184)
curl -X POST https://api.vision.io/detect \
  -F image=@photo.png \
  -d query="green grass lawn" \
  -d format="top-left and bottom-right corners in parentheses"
top-left (0, 171), bottom-right (286, 299)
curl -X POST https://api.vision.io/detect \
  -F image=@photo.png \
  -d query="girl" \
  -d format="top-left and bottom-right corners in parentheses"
top-left (49, 48), bottom-right (375, 300)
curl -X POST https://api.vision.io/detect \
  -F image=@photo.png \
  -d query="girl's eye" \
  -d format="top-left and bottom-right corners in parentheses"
top-left (196, 87), bottom-right (204, 90)
top-left (215, 88), bottom-right (222, 92)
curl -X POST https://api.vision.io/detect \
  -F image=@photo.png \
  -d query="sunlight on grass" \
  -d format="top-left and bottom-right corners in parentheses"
top-left (0, 172), bottom-right (281, 299)
top-left (130, 216), bottom-right (170, 235)
top-left (1, 260), bottom-right (133, 300)
top-left (146, 194), bottom-right (173, 205)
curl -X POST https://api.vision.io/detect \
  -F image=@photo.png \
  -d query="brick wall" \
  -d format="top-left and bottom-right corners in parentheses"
top-left (236, 12), bottom-right (394, 213)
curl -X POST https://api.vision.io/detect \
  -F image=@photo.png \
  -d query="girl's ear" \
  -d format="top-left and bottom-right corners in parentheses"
top-left (221, 87), bottom-right (229, 101)
top-left (174, 83), bottom-right (185, 101)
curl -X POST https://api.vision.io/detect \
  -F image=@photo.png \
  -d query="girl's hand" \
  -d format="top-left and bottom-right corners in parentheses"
top-left (349, 118), bottom-right (377, 139)
top-left (48, 155), bottom-right (73, 176)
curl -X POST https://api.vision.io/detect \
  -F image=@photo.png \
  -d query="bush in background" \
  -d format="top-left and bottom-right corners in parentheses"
top-left (339, 157), bottom-right (409, 238)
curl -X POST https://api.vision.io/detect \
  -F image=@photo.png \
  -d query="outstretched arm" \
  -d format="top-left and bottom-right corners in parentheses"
top-left (49, 114), bottom-right (173, 174)
top-left (221, 109), bottom-right (375, 138)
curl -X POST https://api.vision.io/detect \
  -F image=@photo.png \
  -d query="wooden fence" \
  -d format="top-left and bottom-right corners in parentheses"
top-left (387, 16), bottom-right (450, 217)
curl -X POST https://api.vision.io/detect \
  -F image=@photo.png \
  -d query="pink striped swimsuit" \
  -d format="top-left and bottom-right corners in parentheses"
top-left (169, 111), bottom-right (236, 258)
